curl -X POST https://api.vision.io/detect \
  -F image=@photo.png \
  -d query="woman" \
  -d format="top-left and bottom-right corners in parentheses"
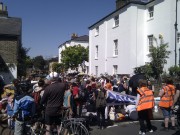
top-left (159, 77), bottom-right (175, 130)
top-left (136, 79), bottom-right (154, 135)
top-left (93, 82), bottom-right (107, 130)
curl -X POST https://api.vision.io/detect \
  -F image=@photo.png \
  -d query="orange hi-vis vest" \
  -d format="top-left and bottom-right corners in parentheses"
top-left (159, 85), bottom-right (175, 108)
top-left (137, 87), bottom-right (154, 111)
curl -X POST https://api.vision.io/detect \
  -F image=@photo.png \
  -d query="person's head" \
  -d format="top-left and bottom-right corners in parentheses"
top-left (165, 77), bottom-right (173, 85)
top-left (38, 79), bottom-right (45, 87)
top-left (147, 80), bottom-right (151, 85)
top-left (138, 79), bottom-right (147, 88)
top-left (176, 84), bottom-right (180, 91)
top-left (13, 79), bottom-right (20, 86)
top-left (96, 82), bottom-right (102, 89)
top-left (47, 72), bottom-right (59, 82)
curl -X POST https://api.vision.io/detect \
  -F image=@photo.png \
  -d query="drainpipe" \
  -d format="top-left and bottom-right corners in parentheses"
top-left (175, 0), bottom-right (178, 66)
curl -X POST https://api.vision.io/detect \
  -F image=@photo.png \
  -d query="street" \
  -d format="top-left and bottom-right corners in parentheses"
top-left (90, 120), bottom-right (180, 135)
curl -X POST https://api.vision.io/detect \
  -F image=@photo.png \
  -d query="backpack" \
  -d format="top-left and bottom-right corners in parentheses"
top-left (96, 90), bottom-right (106, 108)
top-left (18, 97), bottom-right (34, 121)
top-left (32, 91), bottom-right (41, 105)
top-left (77, 88), bottom-right (87, 102)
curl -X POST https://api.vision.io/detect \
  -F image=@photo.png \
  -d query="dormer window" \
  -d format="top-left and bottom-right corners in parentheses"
top-left (114, 15), bottom-right (119, 27)
top-left (95, 26), bottom-right (99, 36)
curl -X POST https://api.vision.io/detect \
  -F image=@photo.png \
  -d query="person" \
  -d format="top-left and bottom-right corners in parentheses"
top-left (147, 80), bottom-right (154, 93)
top-left (40, 72), bottom-right (67, 135)
top-left (136, 79), bottom-right (154, 135)
top-left (13, 82), bottom-right (35, 135)
top-left (93, 82), bottom-right (107, 130)
top-left (172, 83), bottom-right (180, 109)
top-left (63, 83), bottom-right (72, 117)
top-left (6, 94), bottom-right (14, 128)
top-left (159, 77), bottom-right (176, 130)
top-left (124, 104), bottom-right (138, 121)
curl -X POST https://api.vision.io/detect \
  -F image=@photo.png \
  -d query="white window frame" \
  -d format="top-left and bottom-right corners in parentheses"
top-left (114, 15), bottom-right (119, 27)
top-left (113, 65), bottom-right (118, 75)
top-left (177, 33), bottom-right (180, 44)
top-left (95, 26), bottom-right (99, 36)
top-left (148, 6), bottom-right (154, 19)
top-left (95, 66), bottom-right (98, 77)
top-left (148, 35), bottom-right (153, 51)
top-left (95, 45), bottom-right (98, 59)
top-left (114, 39), bottom-right (118, 56)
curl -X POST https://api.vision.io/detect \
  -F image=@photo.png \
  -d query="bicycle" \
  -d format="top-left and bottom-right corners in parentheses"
top-left (27, 107), bottom-right (90, 135)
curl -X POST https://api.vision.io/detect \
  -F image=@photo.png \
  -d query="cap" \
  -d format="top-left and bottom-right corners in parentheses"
top-left (46, 72), bottom-right (59, 80)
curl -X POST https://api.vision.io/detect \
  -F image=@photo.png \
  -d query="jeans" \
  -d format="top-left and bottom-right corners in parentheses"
top-left (14, 120), bottom-right (24, 135)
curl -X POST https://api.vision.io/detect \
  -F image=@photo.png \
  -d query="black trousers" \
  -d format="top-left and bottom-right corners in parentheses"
top-left (138, 109), bottom-right (152, 132)
top-left (97, 106), bottom-right (105, 127)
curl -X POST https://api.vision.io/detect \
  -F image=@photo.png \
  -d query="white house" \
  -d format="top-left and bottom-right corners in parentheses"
top-left (89, 0), bottom-right (180, 77)
top-left (58, 34), bottom-right (89, 73)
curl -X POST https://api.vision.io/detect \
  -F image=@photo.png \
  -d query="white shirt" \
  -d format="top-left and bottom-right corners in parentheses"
top-left (125, 105), bottom-right (136, 114)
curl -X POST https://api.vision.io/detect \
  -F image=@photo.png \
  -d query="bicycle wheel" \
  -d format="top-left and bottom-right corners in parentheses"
top-left (61, 121), bottom-right (89, 135)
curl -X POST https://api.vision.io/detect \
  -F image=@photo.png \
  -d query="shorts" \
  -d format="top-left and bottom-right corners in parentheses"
top-left (161, 107), bottom-right (174, 118)
top-left (45, 114), bottom-right (61, 125)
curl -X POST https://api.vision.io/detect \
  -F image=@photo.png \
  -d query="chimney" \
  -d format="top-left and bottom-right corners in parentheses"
top-left (0, 2), bottom-right (8, 17)
top-left (116, 0), bottom-right (129, 9)
top-left (71, 33), bottom-right (78, 39)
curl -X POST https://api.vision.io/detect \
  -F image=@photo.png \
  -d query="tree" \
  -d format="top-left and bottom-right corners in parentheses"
top-left (61, 45), bottom-right (88, 70)
top-left (52, 62), bottom-right (64, 74)
top-left (133, 42), bottom-right (170, 83)
top-left (33, 55), bottom-right (46, 70)
top-left (148, 43), bottom-right (170, 80)
top-left (17, 46), bottom-right (30, 77)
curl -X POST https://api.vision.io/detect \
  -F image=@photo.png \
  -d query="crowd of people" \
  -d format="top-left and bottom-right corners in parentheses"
top-left (0, 73), bottom-right (180, 135)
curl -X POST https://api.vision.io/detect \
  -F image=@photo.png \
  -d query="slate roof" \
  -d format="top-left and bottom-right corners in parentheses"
top-left (89, 0), bottom-right (154, 29)
top-left (58, 35), bottom-right (89, 48)
top-left (0, 17), bottom-right (22, 36)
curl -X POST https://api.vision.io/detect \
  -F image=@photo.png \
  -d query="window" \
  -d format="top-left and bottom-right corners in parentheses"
top-left (95, 26), bottom-right (99, 36)
top-left (95, 66), bottom-right (98, 77)
top-left (148, 35), bottom-right (153, 51)
top-left (177, 33), bottom-right (180, 44)
top-left (148, 6), bottom-right (154, 19)
top-left (114, 15), bottom-right (119, 27)
top-left (113, 65), bottom-right (118, 75)
top-left (95, 45), bottom-right (98, 59)
top-left (114, 40), bottom-right (118, 56)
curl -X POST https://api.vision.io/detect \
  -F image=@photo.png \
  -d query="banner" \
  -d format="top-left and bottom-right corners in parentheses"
top-left (106, 90), bottom-right (136, 105)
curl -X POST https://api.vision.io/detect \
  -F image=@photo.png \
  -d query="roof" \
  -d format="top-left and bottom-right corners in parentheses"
top-left (89, 0), bottom-right (154, 29)
top-left (58, 35), bottom-right (89, 48)
top-left (0, 17), bottom-right (22, 35)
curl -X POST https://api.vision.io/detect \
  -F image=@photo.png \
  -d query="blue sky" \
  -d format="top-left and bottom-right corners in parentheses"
top-left (1, 0), bottom-right (115, 59)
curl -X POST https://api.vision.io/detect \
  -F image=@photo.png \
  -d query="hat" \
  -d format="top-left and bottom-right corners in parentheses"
top-left (105, 83), bottom-right (112, 90)
top-left (46, 72), bottom-right (59, 80)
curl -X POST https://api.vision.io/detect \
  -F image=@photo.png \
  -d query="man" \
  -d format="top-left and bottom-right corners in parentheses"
top-left (13, 83), bottom-right (35, 135)
top-left (136, 79), bottom-right (154, 135)
top-left (41, 72), bottom-right (67, 135)
top-left (159, 77), bottom-right (176, 130)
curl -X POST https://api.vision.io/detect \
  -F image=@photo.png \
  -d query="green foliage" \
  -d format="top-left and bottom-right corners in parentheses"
top-left (134, 42), bottom-right (170, 82)
top-left (168, 66), bottom-right (180, 82)
top-left (134, 64), bottom-right (153, 79)
top-left (52, 62), bottom-right (64, 73)
top-left (17, 46), bottom-right (30, 77)
top-left (148, 43), bottom-right (170, 79)
top-left (61, 45), bottom-right (88, 70)
top-left (33, 55), bottom-right (46, 70)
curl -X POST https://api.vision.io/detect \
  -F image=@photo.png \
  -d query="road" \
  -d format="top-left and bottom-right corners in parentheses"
top-left (90, 120), bottom-right (180, 135)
